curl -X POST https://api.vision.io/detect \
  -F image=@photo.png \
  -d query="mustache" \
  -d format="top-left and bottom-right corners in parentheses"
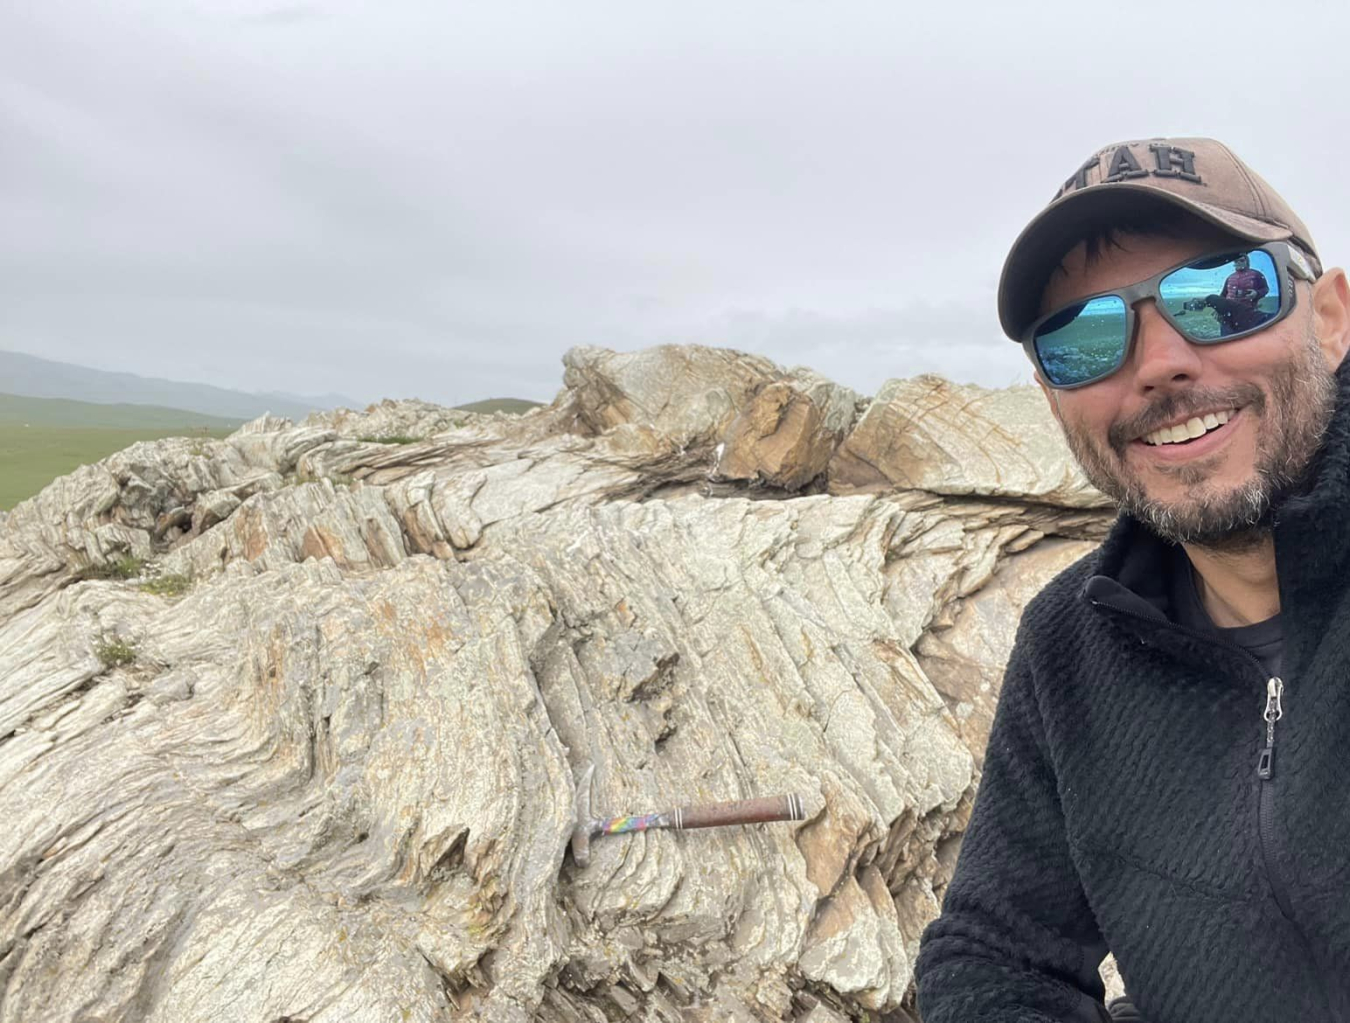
top-left (1107, 385), bottom-right (1266, 452)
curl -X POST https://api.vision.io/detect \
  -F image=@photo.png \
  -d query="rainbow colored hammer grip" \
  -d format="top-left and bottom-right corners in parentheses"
top-left (571, 782), bottom-right (806, 867)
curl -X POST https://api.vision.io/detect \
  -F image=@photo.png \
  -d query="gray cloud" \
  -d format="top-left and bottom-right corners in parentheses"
top-left (238, 5), bottom-right (329, 26)
top-left (2, 0), bottom-right (1345, 407)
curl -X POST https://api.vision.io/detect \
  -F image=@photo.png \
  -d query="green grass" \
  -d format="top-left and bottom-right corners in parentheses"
top-left (94, 634), bottom-right (138, 670)
top-left (77, 554), bottom-right (147, 582)
top-left (0, 392), bottom-right (549, 511)
top-left (357, 434), bottom-right (419, 445)
top-left (0, 425), bottom-right (236, 511)
top-left (0, 393), bottom-right (241, 511)
top-left (139, 573), bottom-right (192, 597)
top-left (0, 392), bottom-right (241, 429)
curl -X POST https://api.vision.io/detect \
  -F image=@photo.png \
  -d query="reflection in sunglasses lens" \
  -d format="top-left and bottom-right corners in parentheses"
top-left (1033, 295), bottom-right (1128, 387)
top-left (1161, 249), bottom-right (1281, 342)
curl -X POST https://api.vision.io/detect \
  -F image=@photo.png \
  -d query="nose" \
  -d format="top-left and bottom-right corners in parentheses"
top-left (1128, 301), bottom-right (1203, 392)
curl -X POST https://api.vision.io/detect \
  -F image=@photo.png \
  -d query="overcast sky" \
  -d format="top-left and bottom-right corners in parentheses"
top-left (4, 1), bottom-right (1349, 408)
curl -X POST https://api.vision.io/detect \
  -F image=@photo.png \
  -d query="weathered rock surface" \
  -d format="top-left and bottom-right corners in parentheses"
top-left (830, 375), bottom-right (1112, 509)
top-left (0, 345), bottom-right (1115, 1022)
top-left (916, 537), bottom-right (1096, 770)
top-left (712, 370), bottom-right (865, 492)
top-left (562, 344), bottom-right (781, 447)
top-left (305, 397), bottom-right (482, 440)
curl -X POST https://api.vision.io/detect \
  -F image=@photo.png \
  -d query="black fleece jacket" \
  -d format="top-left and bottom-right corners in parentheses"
top-left (915, 363), bottom-right (1350, 1023)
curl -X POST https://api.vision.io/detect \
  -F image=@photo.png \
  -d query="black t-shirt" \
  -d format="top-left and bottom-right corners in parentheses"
top-left (1169, 549), bottom-right (1284, 679)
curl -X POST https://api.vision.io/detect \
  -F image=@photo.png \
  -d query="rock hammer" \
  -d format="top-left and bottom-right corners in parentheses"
top-left (570, 764), bottom-right (806, 867)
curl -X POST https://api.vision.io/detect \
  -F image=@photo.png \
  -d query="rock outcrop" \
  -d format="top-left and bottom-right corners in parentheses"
top-left (0, 344), bottom-right (1117, 1022)
top-left (830, 375), bottom-right (1112, 509)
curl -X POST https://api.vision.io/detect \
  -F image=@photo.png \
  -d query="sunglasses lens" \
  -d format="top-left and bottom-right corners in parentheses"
top-left (1160, 249), bottom-right (1281, 341)
top-left (1033, 295), bottom-right (1128, 387)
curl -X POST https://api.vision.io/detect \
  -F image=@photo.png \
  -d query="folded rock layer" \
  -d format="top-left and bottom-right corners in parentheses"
top-left (0, 345), bottom-right (1113, 1022)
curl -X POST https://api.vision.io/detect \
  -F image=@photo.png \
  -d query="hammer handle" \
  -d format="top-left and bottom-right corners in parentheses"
top-left (673, 793), bottom-right (804, 831)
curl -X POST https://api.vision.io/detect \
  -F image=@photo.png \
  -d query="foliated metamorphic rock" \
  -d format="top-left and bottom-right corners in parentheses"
top-left (0, 344), bottom-right (1110, 1022)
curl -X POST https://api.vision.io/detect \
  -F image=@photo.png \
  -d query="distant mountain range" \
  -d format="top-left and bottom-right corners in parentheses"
top-left (0, 350), bottom-right (361, 421)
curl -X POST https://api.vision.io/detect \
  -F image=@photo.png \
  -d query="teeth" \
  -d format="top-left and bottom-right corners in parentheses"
top-left (1143, 409), bottom-right (1237, 446)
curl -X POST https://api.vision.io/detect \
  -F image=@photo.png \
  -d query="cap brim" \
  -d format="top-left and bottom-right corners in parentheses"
top-left (997, 183), bottom-right (1293, 341)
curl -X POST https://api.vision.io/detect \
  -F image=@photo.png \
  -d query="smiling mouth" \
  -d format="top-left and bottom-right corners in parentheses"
top-left (1140, 408), bottom-right (1237, 447)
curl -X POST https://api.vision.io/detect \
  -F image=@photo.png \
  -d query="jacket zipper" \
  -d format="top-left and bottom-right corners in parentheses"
top-left (1088, 596), bottom-right (1342, 1019)
top-left (1256, 677), bottom-right (1296, 918)
top-left (1257, 676), bottom-right (1283, 780)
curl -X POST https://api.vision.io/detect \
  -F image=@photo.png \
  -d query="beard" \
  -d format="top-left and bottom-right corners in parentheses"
top-left (1059, 332), bottom-right (1338, 550)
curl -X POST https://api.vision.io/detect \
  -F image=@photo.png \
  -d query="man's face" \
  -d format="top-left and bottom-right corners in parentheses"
top-left (1039, 231), bottom-right (1339, 546)
top-left (1235, 254), bottom-right (1250, 271)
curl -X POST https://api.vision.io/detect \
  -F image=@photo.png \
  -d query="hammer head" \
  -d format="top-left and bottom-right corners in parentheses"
top-left (570, 763), bottom-right (595, 867)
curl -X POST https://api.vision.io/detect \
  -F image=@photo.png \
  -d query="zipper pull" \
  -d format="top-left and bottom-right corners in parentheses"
top-left (1257, 677), bottom-right (1284, 779)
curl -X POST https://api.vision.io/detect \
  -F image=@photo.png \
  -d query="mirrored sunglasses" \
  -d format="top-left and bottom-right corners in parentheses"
top-left (1024, 242), bottom-right (1318, 389)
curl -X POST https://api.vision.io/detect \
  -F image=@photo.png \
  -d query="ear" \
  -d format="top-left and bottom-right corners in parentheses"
top-left (1035, 373), bottom-right (1064, 424)
top-left (1310, 268), bottom-right (1350, 370)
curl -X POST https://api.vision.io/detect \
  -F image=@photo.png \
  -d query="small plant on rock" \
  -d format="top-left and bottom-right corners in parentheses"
top-left (78, 554), bottom-right (147, 582)
top-left (138, 573), bottom-right (192, 597)
top-left (94, 634), bottom-right (138, 670)
top-left (287, 468), bottom-right (355, 489)
top-left (357, 435), bottom-right (418, 445)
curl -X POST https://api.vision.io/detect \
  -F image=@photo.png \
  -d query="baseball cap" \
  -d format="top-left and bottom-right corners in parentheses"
top-left (998, 137), bottom-right (1321, 341)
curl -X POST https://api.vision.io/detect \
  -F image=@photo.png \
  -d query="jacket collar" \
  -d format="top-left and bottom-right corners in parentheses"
top-left (1082, 357), bottom-right (1350, 635)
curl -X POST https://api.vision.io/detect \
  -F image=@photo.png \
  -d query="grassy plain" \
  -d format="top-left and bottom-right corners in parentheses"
top-left (0, 425), bottom-right (239, 510)
top-left (0, 393), bottom-right (239, 511)
top-left (0, 392), bottom-right (543, 512)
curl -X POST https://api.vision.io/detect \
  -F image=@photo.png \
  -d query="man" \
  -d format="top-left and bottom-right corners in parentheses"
top-left (1222, 252), bottom-right (1270, 311)
top-left (1183, 251), bottom-right (1273, 337)
top-left (914, 137), bottom-right (1350, 1023)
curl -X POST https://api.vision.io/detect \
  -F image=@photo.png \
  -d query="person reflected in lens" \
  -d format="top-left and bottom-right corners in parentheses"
top-left (1224, 253), bottom-right (1269, 310)
top-left (1183, 252), bottom-right (1272, 336)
